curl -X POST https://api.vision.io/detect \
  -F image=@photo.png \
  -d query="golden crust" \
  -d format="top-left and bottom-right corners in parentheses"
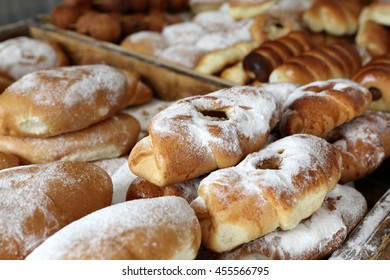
top-left (0, 161), bottom-right (113, 259)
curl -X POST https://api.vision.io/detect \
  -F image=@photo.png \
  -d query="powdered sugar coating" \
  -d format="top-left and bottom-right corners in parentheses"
top-left (220, 184), bottom-right (367, 260)
top-left (6, 64), bottom-right (126, 108)
top-left (193, 10), bottom-right (236, 32)
top-left (162, 22), bottom-right (205, 46)
top-left (26, 196), bottom-right (200, 260)
top-left (156, 45), bottom-right (206, 68)
top-left (0, 37), bottom-right (59, 80)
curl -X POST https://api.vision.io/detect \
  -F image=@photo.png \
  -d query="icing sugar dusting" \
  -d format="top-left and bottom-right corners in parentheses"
top-left (6, 64), bottom-right (126, 108)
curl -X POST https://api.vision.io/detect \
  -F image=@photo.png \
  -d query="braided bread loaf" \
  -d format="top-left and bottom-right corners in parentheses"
top-left (324, 111), bottom-right (390, 183)
top-left (243, 31), bottom-right (314, 82)
top-left (303, 0), bottom-right (364, 36)
top-left (190, 134), bottom-right (343, 253)
top-left (280, 79), bottom-right (372, 137)
top-left (352, 54), bottom-right (390, 112)
top-left (269, 42), bottom-right (362, 84)
top-left (129, 84), bottom-right (297, 187)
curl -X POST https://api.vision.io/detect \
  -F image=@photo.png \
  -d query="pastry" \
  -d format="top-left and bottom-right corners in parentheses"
top-left (228, 0), bottom-right (277, 19)
top-left (0, 151), bottom-right (19, 170)
top-left (26, 196), bottom-right (201, 260)
top-left (128, 84), bottom-right (297, 187)
top-left (0, 161), bottom-right (113, 259)
top-left (0, 64), bottom-right (149, 138)
top-left (0, 113), bottom-right (140, 164)
top-left (190, 134), bottom-right (343, 253)
top-left (280, 79), bottom-right (372, 137)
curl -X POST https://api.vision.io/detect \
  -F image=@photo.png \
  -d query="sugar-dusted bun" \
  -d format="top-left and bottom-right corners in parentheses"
top-left (324, 111), bottom-right (390, 183)
top-left (126, 176), bottom-right (201, 203)
top-left (0, 36), bottom-right (69, 81)
top-left (0, 151), bottom-right (19, 170)
top-left (26, 196), bottom-right (201, 260)
top-left (303, 0), bottom-right (364, 36)
top-left (0, 161), bottom-right (113, 259)
top-left (0, 113), bottom-right (140, 164)
top-left (280, 79), bottom-right (372, 137)
top-left (129, 84), bottom-right (297, 187)
top-left (0, 64), bottom-right (145, 138)
top-left (190, 134), bottom-right (343, 253)
top-left (352, 54), bottom-right (390, 112)
top-left (218, 184), bottom-right (367, 259)
top-left (120, 31), bottom-right (168, 57)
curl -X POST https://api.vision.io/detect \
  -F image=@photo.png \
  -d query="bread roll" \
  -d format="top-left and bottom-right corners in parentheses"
top-left (269, 42), bottom-right (362, 84)
top-left (0, 161), bottom-right (113, 259)
top-left (26, 196), bottom-right (201, 260)
top-left (280, 79), bottom-right (372, 137)
top-left (190, 134), bottom-right (343, 253)
top-left (0, 64), bottom-right (147, 138)
top-left (324, 111), bottom-right (390, 183)
top-left (129, 84), bottom-right (297, 187)
top-left (303, 0), bottom-right (364, 36)
top-left (0, 36), bottom-right (69, 81)
top-left (352, 54), bottom-right (390, 112)
top-left (0, 113), bottom-right (140, 164)
top-left (218, 184), bottom-right (367, 259)
top-left (0, 151), bottom-right (19, 170)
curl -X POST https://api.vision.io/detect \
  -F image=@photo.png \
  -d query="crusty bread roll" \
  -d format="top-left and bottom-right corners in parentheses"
top-left (0, 113), bottom-right (140, 164)
top-left (0, 36), bottom-right (69, 81)
top-left (218, 184), bottom-right (367, 259)
top-left (352, 54), bottom-right (390, 112)
top-left (0, 64), bottom-right (148, 138)
top-left (128, 84), bottom-right (297, 187)
top-left (243, 31), bottom-right (314, 82)
top-left (269, 42), bottom-right (362, 84)
top-left (0, 151), bottom-right (19, 170)
top-left (120, 69), bottom-right (153, 106)
top-left (303, 0), bottom-right (364, 36)
top-left (126, 176), bottom-right (201, 203)
top-left (26, 196), bottom-right (201, 260)
top-left (280, 79), bottom-right (372, 137)
top-left (0, 161), bottom-right (113, 259)
top-left (324, 111), bottom-right (390, 183)
top-left (190, 134), bottom-right (343, 253)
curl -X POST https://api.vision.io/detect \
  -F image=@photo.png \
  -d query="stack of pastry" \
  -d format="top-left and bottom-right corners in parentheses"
top-left (0, 64), bottom-right (152, 164)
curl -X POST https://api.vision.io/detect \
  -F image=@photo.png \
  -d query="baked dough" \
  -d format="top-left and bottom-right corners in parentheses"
top-left (0, 113), bottom-right (140, 164)
top-left (0, 151), bottom-right (19, 170)
top-left (0, 161), bottom-right (113, 259)
top-left (190, 134), bottom-right (343, 253)
top-left (128, 84), bottom-right (297, 187)
top-left (218, 184), bottom-right (367, 259)
top-left (0, 64), bottom-right (148, 138)
top-left (26, 196), bottom-right (201, 260)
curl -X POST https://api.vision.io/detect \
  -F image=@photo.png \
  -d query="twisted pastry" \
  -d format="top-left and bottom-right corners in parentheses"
top-left (280, 79), bottom-right (372, 137)
top-left (324, 111), bottom-right (390, 183)
top-left (352, 54), bottom-right (390, 112)
top-left (269, 42), bottom-right (362, 84)
top-left (128, 84), bottom-right (297, 187)
top-left (303, 0), bottom-right (364, 36)
top-left (243, 31), bottom-right (314, 82)
top-left (190, 134), bottom-right (343, 253)
top-left (218, 184), bottom-right (367, 260)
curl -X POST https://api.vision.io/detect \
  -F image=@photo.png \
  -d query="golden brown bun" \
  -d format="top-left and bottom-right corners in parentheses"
top-left (269, 42), bottom-right (362, 84)
top-left (0, 113), bottom-right (140, 164)
top-left (50, 4), bottom-right (85, 29)
top-left (26, 196), bottom-right (201, 260)
top-left (120, 69), bottom-right (153, 106)
top-left (0, 64), bottom-right (146, 138)
top-left (64, 0), bottom-right (93, 9)
top-left (243, 31), bottom-right (314, 82)
top-left (228, 0), bottom-right (277, 19)
top-left (190, 134), bottom-right (343, 253)
top-left (280, 79), bottom-right (372, 137)
top-left (0, 36), bottom-right (69, 81)
top-left (0, 161), bottom-right (113, 259)
top-left (129, 84), bottom-right (297, 187)
top-left (352, 54), bottom-right (390, 112)
top-left (220, 62), bottom-right (250, 85)
top-left (303, 0), bottom-right (364, 36)
top-left (126, 176), bottom-right (201, 203)
top-left (324, 111), bottom-right (390, 183)
top-left (218, 184), bottom-right (367, 259)
top-left (0, 151), bottom-right (19, 170)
